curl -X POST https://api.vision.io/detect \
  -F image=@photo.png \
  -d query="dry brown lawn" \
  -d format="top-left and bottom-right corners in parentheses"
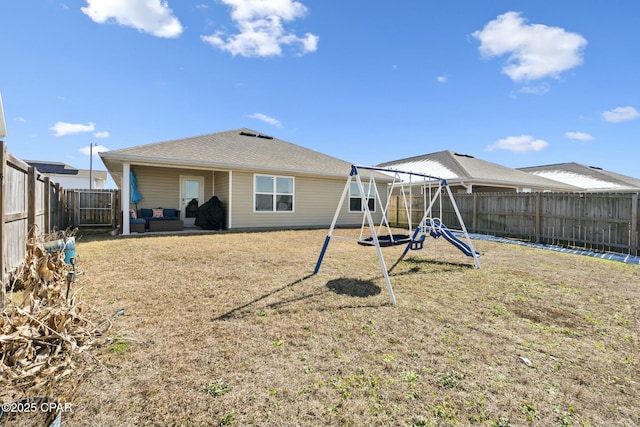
top-left (23, 228), bottom-right (640, 426)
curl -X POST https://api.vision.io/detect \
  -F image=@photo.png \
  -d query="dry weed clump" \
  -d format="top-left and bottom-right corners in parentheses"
top-left (1, 227), bottom-right (113, 423)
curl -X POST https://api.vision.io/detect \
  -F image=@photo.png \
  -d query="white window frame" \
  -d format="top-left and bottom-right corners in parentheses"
top-left (348, 181), bottom-right (376, 213)
top-left (254, 174), bottom-right (295, 213)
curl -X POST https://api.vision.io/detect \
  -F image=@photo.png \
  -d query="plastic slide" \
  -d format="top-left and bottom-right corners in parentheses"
top-left (425, 220), bottom-right (480, 257)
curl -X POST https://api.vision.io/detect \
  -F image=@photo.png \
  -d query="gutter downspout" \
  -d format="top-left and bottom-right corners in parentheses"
top-left (460, 181), bottom-right (472, 194)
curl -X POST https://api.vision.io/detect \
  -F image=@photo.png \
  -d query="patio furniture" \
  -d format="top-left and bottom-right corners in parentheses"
top-left (138, 208), bottom-right (184, 232)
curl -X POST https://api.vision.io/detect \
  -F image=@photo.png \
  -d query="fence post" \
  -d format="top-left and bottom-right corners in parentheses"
top-left (631, 193), bottom-right (638, 256)
top-left (44, 177), bottom-right (51, 234)
top-left (0, 142), bottom-right (6, 306)
top-left (27, 166), bottom-right (36, 234)
top-left (54, 183), bottom-right (62, 230)
top-left (395, 195), bottom-right (399, 228)
top-left (535, 192), bottom-right (541, 244)
top-left (472, 193), bottom-right (477, 233)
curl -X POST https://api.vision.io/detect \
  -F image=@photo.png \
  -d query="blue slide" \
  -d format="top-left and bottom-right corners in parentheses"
top-left (425, 220), bottom-right (480, 258)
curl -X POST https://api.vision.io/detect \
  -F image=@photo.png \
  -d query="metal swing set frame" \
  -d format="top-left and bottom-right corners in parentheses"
top-left (314, 165), bottom-right (480, 305)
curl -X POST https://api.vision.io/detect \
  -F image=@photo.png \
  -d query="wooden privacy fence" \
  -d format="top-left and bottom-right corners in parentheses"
top-left (1, 142), bottom-right (120, 284)
top-left (66, 189), bottom-right (120, 227)
top-left (388, 192), bottom-right (640, 256)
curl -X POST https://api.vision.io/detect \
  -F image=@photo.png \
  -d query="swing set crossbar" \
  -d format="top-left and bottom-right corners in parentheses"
top-left (352, 165), bottom-right (445, 184)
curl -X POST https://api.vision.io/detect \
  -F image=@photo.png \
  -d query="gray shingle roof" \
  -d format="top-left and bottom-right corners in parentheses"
top-left (378, 151), bottom-right (580, 191)
top-left (25, 160), bottom-right (78, 175)
top-left (100, 128), bottom-right (356, 178)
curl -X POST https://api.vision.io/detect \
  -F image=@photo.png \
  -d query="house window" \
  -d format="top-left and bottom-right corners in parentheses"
top-left (255, 175), bottom-right (294, 212)
top-left (349, 182), bottom-right (376, 212)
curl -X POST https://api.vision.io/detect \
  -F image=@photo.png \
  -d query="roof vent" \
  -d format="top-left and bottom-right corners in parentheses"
top-left (454, 152), bottom-right (474, 159)
top-left (589, 165), bottom-right (603, 170)
top-left (257, 134), bottom-right (273, 140)
top-left (240, 131), bottom-right (257, 137)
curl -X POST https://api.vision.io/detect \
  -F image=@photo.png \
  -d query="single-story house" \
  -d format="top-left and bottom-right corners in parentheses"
top-left (377, 151), bottom-right (580, 193)
top-left (518, 163), bottom-right (640, 192)
top-left (99, 128), bottom-right (392, 235)
top-left (26, 160), bottom-right (109, 190)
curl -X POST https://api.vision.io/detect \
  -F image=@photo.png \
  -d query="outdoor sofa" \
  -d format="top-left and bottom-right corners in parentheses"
top-left (131, 208), bottom-right (184, 232)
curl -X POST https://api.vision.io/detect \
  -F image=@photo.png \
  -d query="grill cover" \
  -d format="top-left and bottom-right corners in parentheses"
top-left (195, 196), bottom-right (225, 230)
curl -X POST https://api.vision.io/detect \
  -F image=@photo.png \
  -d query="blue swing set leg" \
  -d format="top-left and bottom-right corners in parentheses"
top-left (314, 235), bottom-right (331, 274)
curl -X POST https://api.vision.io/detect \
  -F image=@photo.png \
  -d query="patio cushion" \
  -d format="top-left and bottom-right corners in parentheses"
top-left (163, 208), bottom-right (177, 218)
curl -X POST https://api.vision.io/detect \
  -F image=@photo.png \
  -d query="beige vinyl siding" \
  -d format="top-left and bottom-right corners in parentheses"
top-left (129, 165), bottom-right (210, 211)
top-left (230, 171), bottom-right (386, 229)
top-left (128, 165), bottom-right (180, 210)
top-left (213, 171), bottom-right (230, 205)
top-left (214, 171), bottom-right (231, 229)
top-left (203, 171), bottom-right (215, 199)
top-left (336, 181), bottom-right (387, 227)
top-left (128, 165), bottom-right (388, 230)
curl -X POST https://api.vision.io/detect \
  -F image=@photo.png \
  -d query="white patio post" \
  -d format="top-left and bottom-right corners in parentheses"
top-left (122, 162), bottom-right (130, 235)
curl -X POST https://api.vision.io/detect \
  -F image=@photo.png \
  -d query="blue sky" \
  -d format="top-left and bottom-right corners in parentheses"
top-left (1, 0), bottom-right (639, 188)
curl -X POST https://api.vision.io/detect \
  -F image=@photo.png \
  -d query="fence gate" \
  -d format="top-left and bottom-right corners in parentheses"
top-left (66, 189), bottom-right (116, 227)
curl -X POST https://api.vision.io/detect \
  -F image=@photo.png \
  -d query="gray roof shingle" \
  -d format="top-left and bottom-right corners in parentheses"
top-left (100, 128), bottom-right (356, 178)
top-left (518, 163), bottom-right (640, 191)
top-left (378, 151), bottom-right (580, 190)
top-left (25, 161), bottom-right (79, 175)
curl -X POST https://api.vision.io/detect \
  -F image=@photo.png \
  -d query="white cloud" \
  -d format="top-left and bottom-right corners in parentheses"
top-left (473, 11), bottom-right (587, 82)
top-left (50, 121), bottom-right (96, 136)
top-left (249, 113), bottom-right (282, 128)
top-left (565, 131), bottom-right (594, 141)
top-left (81, 0), bottom-right (183, 38)
top-left (602, 106), bottom-right (640, 123)
top-left (224, 0), bottom-right (307, 21)
top-left (437, 75), bottom-right (447, 83)
top-left (516, 83), bottom-right (550, 96)
top-left (79, 144), bottom-right (109, 156)
top-left (202, 0), bottom-right (318, 57)
top-left (94, 131), bottom-right (110, 138)
top-left (15, 116), bottom-right (27, 123)
top-left (487, 135), bottom-right (549, 153)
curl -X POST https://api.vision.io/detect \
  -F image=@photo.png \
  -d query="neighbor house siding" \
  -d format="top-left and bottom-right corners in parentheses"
top-left (230, 171), bottom-right (387, 229)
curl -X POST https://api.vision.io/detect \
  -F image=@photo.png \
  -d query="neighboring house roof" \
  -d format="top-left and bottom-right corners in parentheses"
top-left (100, 128), bottom-right (367, 184)
top-left (25, 161), bottom-right (108, 189)
top-left (518, 163), bottom-right (640, 192)
top-left (26, 160), bottom-right (78, 175)
top-left (377, 151), bottom-right (580, 191)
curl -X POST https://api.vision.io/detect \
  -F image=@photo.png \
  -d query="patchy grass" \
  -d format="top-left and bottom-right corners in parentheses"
top-left (51, 228), bottom-right (638, 426)
top-left (109, 334), bottom-right (132, 354)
